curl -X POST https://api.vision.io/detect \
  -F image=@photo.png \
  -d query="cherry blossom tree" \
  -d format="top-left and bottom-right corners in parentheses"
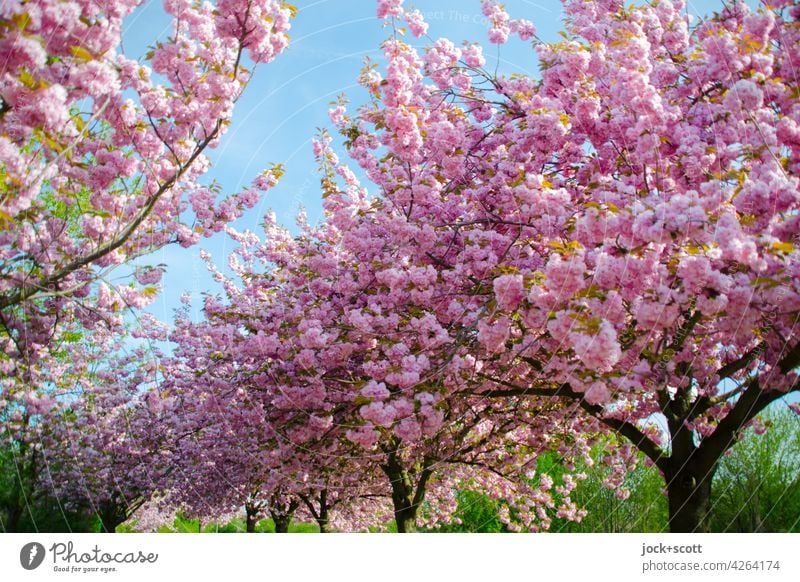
top-left (331, 0), bottom-right (800, 532)
top-left (163, 295), bottom-right (393, 533)
top-left (169, 125), bottom-right (595, 532)
top-left (0, 0), bottom-right (290, 383)
top-left (0, 0), bottom-right (293, 531)
top-left (40, 347), bottom-right (176, 533)
top-left (0, 313), bottom-right (174, 532)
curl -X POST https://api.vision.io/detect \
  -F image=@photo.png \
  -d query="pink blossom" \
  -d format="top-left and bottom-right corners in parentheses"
top-left (361, 380), bottom-right (391, 401)
top-left (360, 401), bottom-right (395, 427)
top-left (21, 85), bottom-right (69, 129)
top-left (477, 317), bottom-right (511, 353)
top-left (677, 255), bottom-right (711, 291)
top-left (134, 267), bottom-right (163, 286)
top-left (545, 253), bottom-right (586, 297)
top-left (723, 79), bottom-right (763, 112)
top-left (510, 19), bottom-right (536, 41)
top-left (461, 43), bottom-right (485, 68)
top-left (404, 9), bottom-right (428, 38)
top-left (571, 321), bottom-right (622, 372)
top-left (481, 0), bottom-right (510, 44)
top-left (493, 273), bottom-right (525, 311)
top-left (299, 326), bottom-right (329, 349)
top-left (376, 0), bottom-right (403, 19)
top-left (346, 427), bottom-right (380, 448)
top-left (396, 417), bottom-right (422, 441)
top-left (584, 381), bottom-right (611, 406)
top-left (420, 405), bottom-right (444, 435)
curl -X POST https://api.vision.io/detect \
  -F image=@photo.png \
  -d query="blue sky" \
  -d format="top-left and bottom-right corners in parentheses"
top-left (121, 0), bottom-right (755, 323)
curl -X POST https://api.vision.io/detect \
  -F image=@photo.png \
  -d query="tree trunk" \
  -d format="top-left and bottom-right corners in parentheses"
top-left (665, 463), bottom-right (715, 533)
top-left (100, 507), bottom-right (116, 533)
top-left (382, 465), bottom-right (417, 532)
top-left (380, 447), bottom-right (432, 533)
top-left (4, 442), bottom-right (33, 532)
top-left (317, 489), bottom-right (330, 533)
top-left (273, 516), bottom-right (290, 533)
top-left (268, 494), bottom-right (297, 533)
top-left (316, 505), bottom-right (329, 533)
top-left (6, 504), bottom-right (22, 533)
top-left (300, 490), bottom-right (331, 533)
top-left (246, 512), bottom-right (257, 533)
top-left (394, 508), bottom-right (417, 533)
top-left (659, 383), bottom-right (719, 533)
top-left (99, 500), bottom-right (130, 533)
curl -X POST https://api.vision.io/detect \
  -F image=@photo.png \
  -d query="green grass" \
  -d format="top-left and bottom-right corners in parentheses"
top-left (119, 513), bottom-right (322, 533)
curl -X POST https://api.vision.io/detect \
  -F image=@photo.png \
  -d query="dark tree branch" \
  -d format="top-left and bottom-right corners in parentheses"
top-left (698, 376), bottom-right (799, 473)
top-left (298, 493), bottom-right (320, 521)
top-left (474, 373), bottom-right (568, 398)
top-left (0, 119), bottom-right (224, 311)
top-left (476, 373), bottom-right (668, 471)
top-left (575, 399), bottom-right (669, 473)
top-left (778, 341), bottom-right (800, 374)
top-left (411, 464), bottom-right (434, 511)
top-left (716, 342), bottom-right (767, 380)
top-left (669, 310), bottom-right (702, 352)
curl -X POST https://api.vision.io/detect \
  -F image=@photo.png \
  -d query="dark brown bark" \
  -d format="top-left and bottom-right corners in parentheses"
top-left (316, 494), bottom-right (330, 534)
top-left (246, 512), bottom-right (257, 533)
top-left (272, 515), bottom-right (291, 533)
top-left (244, 493), bottom-right (264, 533)
top-left (380, 445), bottom-right (433, 533)
top-left (381, 456), bottom-right (417, 532)
top-left (5, 504), bottom-right (22, 532)
top-left (99, 503), bottom-right (125, 533)
top-left (269, 495), bottom-right (298, 533)
top-left (300, 489), bottom-right (332, 533)
top-left (664, 460), bottom-right (715, 532)
top-left (394, 509), bottom-right (417, 534)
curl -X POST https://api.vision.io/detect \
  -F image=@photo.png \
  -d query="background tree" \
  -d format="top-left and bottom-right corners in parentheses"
top-left (168, 129), bottom-right (597, 532)
top-left (710, 405), bottom-right (800, 532)
top-left (38, 318), bottom-right (178, 533)
top-left (164, 290), bottom-right (391, 533)
top-left (0, 0), bottom-right (293, 531)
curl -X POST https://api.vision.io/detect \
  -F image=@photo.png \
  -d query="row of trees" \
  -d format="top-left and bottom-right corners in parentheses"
top-left (2, 0), bottom-right (799, 533)
top-left (5, 404), bottom-right (797, 533)
top-left (0, 0), bottom-right (292, 532)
